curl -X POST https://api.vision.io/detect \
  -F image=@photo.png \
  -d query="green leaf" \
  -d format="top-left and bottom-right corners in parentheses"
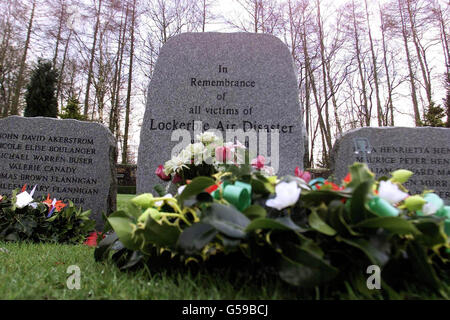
top-left (350, 180), bottom-right (375, 223)
top-left (131, 193), bottom-right (154, 209)
top-left (301, 190), bottom-right (351, 206)
top-left (126, 202), bottom-right (145, 220)
top-left (277, 242), bottom-right (338, 287)
top-left (94, 233), bottom-right (119, 262)
top-left (414, 219), bottom-right (447, 247)
top-left (5, 232), bottom-right (19, 241)
top-left (107, 216), bottom-right (140, 250)
top-left (404, 195), bottom-right (426, 212)
top-left (243, 205), bottom-right (267, 220)
top-left (177, 223), bottom-right (218, 255)
top-left (347, 162), bottom-right (375, 188)
top-left (339, 237), bottom-right (390, 266)
top-left (327, 200), bottom-right (361, 236)
top-left (390, 169), bottom-right (413, 184)
top-left (275, 216), bottom-right (305, 232)
top-left (143, 218), bottom-right (180, 248)
top-left (118, 251), bottom-right (143, 270)
top-left (355, 216), bottom-right (420, 235)
top-left (202, 203), bottom-right (250, 239)
top-left (250, 177), bottom-right (273, 195)
top-left (179, 177), bottom-right (216, 203)
top-left (246, 217), bottom-right (303, 233)
top-left (308, 209), bottom-right (337, 236)
top-left (407, 241), bottom-right (441, 290)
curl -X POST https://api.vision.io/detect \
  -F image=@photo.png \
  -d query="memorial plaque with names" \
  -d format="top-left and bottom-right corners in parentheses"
top-left (137, 32), bottom-right (304, 193)
top-left (331, 127), bottom-right (450, 204)
top-left (0, 116), bottom-right (117, 228)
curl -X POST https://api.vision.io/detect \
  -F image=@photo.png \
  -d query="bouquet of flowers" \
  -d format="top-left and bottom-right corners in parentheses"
top-left (154, 132), bottom-right (275, 186)
top-left (0, 184), bottom-right (96, 244)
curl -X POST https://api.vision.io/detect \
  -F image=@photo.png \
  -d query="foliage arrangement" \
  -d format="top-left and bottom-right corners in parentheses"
top-left (96, 133), bottom-right (450, 297)
top-left (0, 185), bottom-right (95, 244)
top-left (24, 59), bottom-right (58, 118)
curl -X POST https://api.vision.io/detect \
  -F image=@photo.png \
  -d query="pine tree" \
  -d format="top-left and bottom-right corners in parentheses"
top-left (422, 100), bottom-right (446, 127)
top-left (24, 59), bottom-right (58, 117)
top-left (60, 96), bottom-right (86, 120)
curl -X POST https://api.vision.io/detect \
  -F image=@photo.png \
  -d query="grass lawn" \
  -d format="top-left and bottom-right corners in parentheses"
top-left (0, 194), bottom-right (448, 300)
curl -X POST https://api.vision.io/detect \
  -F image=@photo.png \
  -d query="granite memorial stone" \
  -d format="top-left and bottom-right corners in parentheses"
top-left (137, 32), bottom-right (304, 193)
top-left (0, 116), bottom-right (117, 228)
top-left (331, 127), bottom-right (450, 204)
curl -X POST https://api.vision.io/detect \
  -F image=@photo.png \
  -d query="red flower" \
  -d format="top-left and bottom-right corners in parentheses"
top-left (251, 155), bottom-right (265, 170)
top-left (295, 167), bottom-right (311, 183)
top-left (172, 173), bottom-right (182, 184)
top-left (317, 181), bottom-right (342, 191)
top-left (155, 165), bottom-right (171, 181)
top-left (343, 173), bottom-right (352, 184)
top-left (84, 231), bottom-right (104, 247)
top-left (205, 183), bottom-right (220, 194)
top-left (21, 184), bottom-right (27, 192)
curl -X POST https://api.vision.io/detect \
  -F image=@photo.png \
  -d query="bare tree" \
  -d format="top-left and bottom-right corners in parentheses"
top-left (84, 0), bottom-right (102, 117)
top-left (122, 0), bottom-right (138, 164)
top-left (10, 0), bottom-right (36, 115)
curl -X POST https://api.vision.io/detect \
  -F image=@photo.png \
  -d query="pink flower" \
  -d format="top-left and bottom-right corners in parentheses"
top-left (172, 173), bottom-right (182, 184)
top-left (155, 165), bottom-right (171, 181)
top-left (295, 167), bottom-right (311, 183)
top-left (251, 155), bottom-right (265, 170)
top-left (215, 146), bottom-right (232, 163)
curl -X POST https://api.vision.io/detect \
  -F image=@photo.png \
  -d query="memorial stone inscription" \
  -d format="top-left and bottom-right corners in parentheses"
top-left (138, 32), bottom-right (304, 193)
top-left (0, 116), bottom-right (117, 228)
top-left (331, 127), bottom-right (450, 204)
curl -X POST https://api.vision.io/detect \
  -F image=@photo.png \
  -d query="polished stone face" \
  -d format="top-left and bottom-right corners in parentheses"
top-left (0, 116), bottom-right (117, 228)
top-left (331, 127), bottom-right (450, 204)
top-left (138, 32), bottom-right (304, 193)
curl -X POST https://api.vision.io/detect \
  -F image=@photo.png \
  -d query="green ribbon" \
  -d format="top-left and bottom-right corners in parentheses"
top-left (309, 178), bottom-right (326, 191)
top-left (212, 181), bottom-right (252, 212)
top-left (417, 193), bottom-right (444, 216)
top-left (368, 196), bottom-right (399, 217)
top-left (436, 206), bottom-right (450, 237)
top-left (436, 206), bottom-right (450, 219)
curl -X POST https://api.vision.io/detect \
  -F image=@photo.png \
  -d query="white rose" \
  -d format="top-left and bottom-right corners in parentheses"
top-left (266, 181), bottom-right (301, 211)
top-left (196, 132), bottom-right (219, 144)
top-left (378, 180), bottom-right (408, 205)
top-left (15, 191), bottom-right (34, 209)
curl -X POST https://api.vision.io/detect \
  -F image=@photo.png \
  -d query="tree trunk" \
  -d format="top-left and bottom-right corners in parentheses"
top-left (56, 29), bottom-right (72, 114)
top-left (351, 0), bottom-right (370, 126)
top-left (10, 1), bottom-right (36, 115)
top-left (379, 7), bottom-right (395, 126)
top-left (122, 0), bottom-right (136, 164)
top-left (364, 0), bottom-right (382, 126)
top-left (84, 0), bottom-right (102, 117)
top-left (316, 0), bottom-right (332, 158)
top-left (398, 0), bottom-right (421, 125)
top-left (405, 0), bottom-right (431, 106)
top-left (52, 2), bottom-right (65, 69)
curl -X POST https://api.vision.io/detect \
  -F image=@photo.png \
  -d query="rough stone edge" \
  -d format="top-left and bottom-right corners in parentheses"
top-left (137, 32), bottom-right (304, 193)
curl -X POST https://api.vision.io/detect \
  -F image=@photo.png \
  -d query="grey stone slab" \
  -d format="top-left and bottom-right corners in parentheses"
top-left (0, 116), bottom-right (117, 229)
top-left (137, 32), bottom-right (303, 193)
top-left (331, 127), bottom-right (450, 204)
